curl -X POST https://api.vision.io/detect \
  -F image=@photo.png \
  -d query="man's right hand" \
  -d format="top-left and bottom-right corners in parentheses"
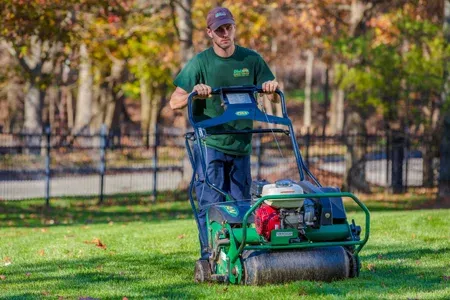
top-left (192, 84), bottom-right (212, 99)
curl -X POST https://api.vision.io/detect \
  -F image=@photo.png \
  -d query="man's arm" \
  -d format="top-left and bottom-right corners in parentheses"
top-left (169, 84), bottom-right (212, 110)
top-left (169, 87), bottom-right (190, 110)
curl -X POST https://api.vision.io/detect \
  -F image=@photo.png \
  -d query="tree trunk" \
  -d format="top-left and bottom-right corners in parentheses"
top-left (24, 82), bottom-right (44, 154)
top-left (22, 37), bottom-right (44, 138)
top-left (149, 87), bottom-right (164, 146)
top-left (343, 111), bottom-right (370, 193)
top-left (439, 117), bottom-right (450, 202)
top-left (336, 89), bottom-right (345, 134)
top-left (304, 50), bottom-right (314, 128)
top-left (175, 0), bottom-right (194, 66)
top-left (91, 68), bottom-right (103, 132)
top-left (74, 43), bottom-right (92, 135)
top-left (329, 69), bottom-right (344, 135)
top-left (66, 87), bottom-right (74, 129)
top-left (322, 68), bottom-right (329, 136)
top-left (140, 76), bottom-right (152, 136)
top-left (6, 77), bottom-right (21, 132)
top-left (174, 0), bottom-right (194, 129)
top-left (46, 86), bottom-right (58, 130)
top-left (104, 59), bottom-right (126, 132)
top-left (350, 0), bottom-right (366, 36)
top-left (438, 0), bottom-right (450, 203)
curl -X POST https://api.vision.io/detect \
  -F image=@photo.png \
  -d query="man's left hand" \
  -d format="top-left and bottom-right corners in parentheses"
top-left (262, 80), bottom-right (279, 93)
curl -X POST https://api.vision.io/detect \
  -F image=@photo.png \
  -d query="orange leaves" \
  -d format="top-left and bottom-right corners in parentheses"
top-left (84, 238), bottom-right (107, 250)
top-left (367, 15), bottom-right (400, 46)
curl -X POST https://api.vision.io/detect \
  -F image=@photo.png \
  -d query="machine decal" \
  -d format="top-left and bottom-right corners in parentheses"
top-left (276, 231), bottom-right (294, 237)
top-left (235, 111), bottom-right (250, 117)
top-left (222, 205), bottom-right (239, 217)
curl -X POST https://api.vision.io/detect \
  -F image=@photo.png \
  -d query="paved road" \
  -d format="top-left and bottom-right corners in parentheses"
top-left (319, 158), bottom-right (425, 187)
top-left (0, 158), bottom-right (427, 200)
top-left (0, 171), bottom-right (184, 200)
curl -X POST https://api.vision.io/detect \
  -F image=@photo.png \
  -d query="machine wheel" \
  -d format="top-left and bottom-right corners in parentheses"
top-left (194, 260), bottom-right (212, 283)
top-left (346, 249), bottom-right (360, 278)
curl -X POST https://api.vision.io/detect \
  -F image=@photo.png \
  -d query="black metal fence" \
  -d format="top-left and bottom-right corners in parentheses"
top-left (0, 126), bottom-right (439, 203)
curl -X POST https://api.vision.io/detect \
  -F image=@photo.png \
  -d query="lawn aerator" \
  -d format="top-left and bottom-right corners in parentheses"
top-left (184, 86), bottom-right (370, 285)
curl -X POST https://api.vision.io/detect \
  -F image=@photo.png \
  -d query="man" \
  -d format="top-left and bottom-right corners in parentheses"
top-left (170, 7), bottom-right (278, 260)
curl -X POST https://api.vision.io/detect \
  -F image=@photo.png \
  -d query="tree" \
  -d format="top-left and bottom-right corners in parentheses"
top-left (0, 1), bottom-right (86, 152)
top-left (336, 3), bottom-right (448, 192)
top-left (439, 0), bottom-right (450, 202)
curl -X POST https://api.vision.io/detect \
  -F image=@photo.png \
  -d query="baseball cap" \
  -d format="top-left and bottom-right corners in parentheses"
top-left (206, 7), bottom-right (235, 31)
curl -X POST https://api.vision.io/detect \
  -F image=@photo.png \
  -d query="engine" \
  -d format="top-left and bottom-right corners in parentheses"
top-left (252, 179), bottom-right (319, 241)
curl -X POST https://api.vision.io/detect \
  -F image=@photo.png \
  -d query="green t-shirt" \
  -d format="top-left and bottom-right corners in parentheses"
top-left (173, 45), bottom-right (274, 155)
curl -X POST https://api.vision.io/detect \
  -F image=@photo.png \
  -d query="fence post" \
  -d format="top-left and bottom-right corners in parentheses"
top-left (305, 127), bottom-right (311, 167)
top-left (151, 123), bottom-right (159, 202)
top-left (45, 125), bottom-right (51, 207)
top-left (404, 127), bottom-right (409, 191)
top-left (385, 130), bottom-right (390, 192)
top-left (255, 127), bottom-right (262, 179)
top-left (391, 130), bottom-right (405, 194)
top-left (99, 124), bottom-right (107, 204)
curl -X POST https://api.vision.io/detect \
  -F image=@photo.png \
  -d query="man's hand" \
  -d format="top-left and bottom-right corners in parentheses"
top-left (262, 80), bottom-right (278, 93)
top-left (192, 84), bottom-right (212, 99)
top-left (262, 80), bottom-right (280, 103)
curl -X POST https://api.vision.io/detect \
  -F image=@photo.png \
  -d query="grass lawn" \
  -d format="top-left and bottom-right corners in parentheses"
top-left (0, 192), bottom-right (449, 299)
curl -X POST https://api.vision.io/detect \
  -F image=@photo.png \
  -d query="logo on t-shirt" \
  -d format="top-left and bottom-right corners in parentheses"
top-left (233, 68), bottom-right (250, 77)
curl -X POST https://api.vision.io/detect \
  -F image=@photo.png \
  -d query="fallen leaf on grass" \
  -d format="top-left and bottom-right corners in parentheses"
top-left (0, 275), bottom-right (6, 280)
top-left (367, 263), bottom-right (376, 272)
top-left (178, 234), bottom-right (186, 239)
top-left (41, 290), bottom-right (50, 296)
top-left (3, 257), bottom-right (12, 266)
top-left (83, 238), bottom-right (107, 250)
top-left (38, 249), bottom-right (46, 256)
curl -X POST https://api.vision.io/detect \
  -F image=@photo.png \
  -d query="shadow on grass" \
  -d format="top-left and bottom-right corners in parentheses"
top-left (0, 190), bottom-right (194, 228)
top-left (3, 247), bottom-right (448, 299)
top-left (1, 251), bottom-right (201, 299)
top-left (0, 189), bottom-right (444, 228)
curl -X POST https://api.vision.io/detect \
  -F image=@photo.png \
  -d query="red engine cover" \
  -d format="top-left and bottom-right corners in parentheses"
top-left (255, 204), bottom-right (280, 241)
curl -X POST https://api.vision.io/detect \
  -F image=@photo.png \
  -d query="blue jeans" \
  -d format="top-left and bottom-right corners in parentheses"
top-left (193, 144), bottom-right (251, 259)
